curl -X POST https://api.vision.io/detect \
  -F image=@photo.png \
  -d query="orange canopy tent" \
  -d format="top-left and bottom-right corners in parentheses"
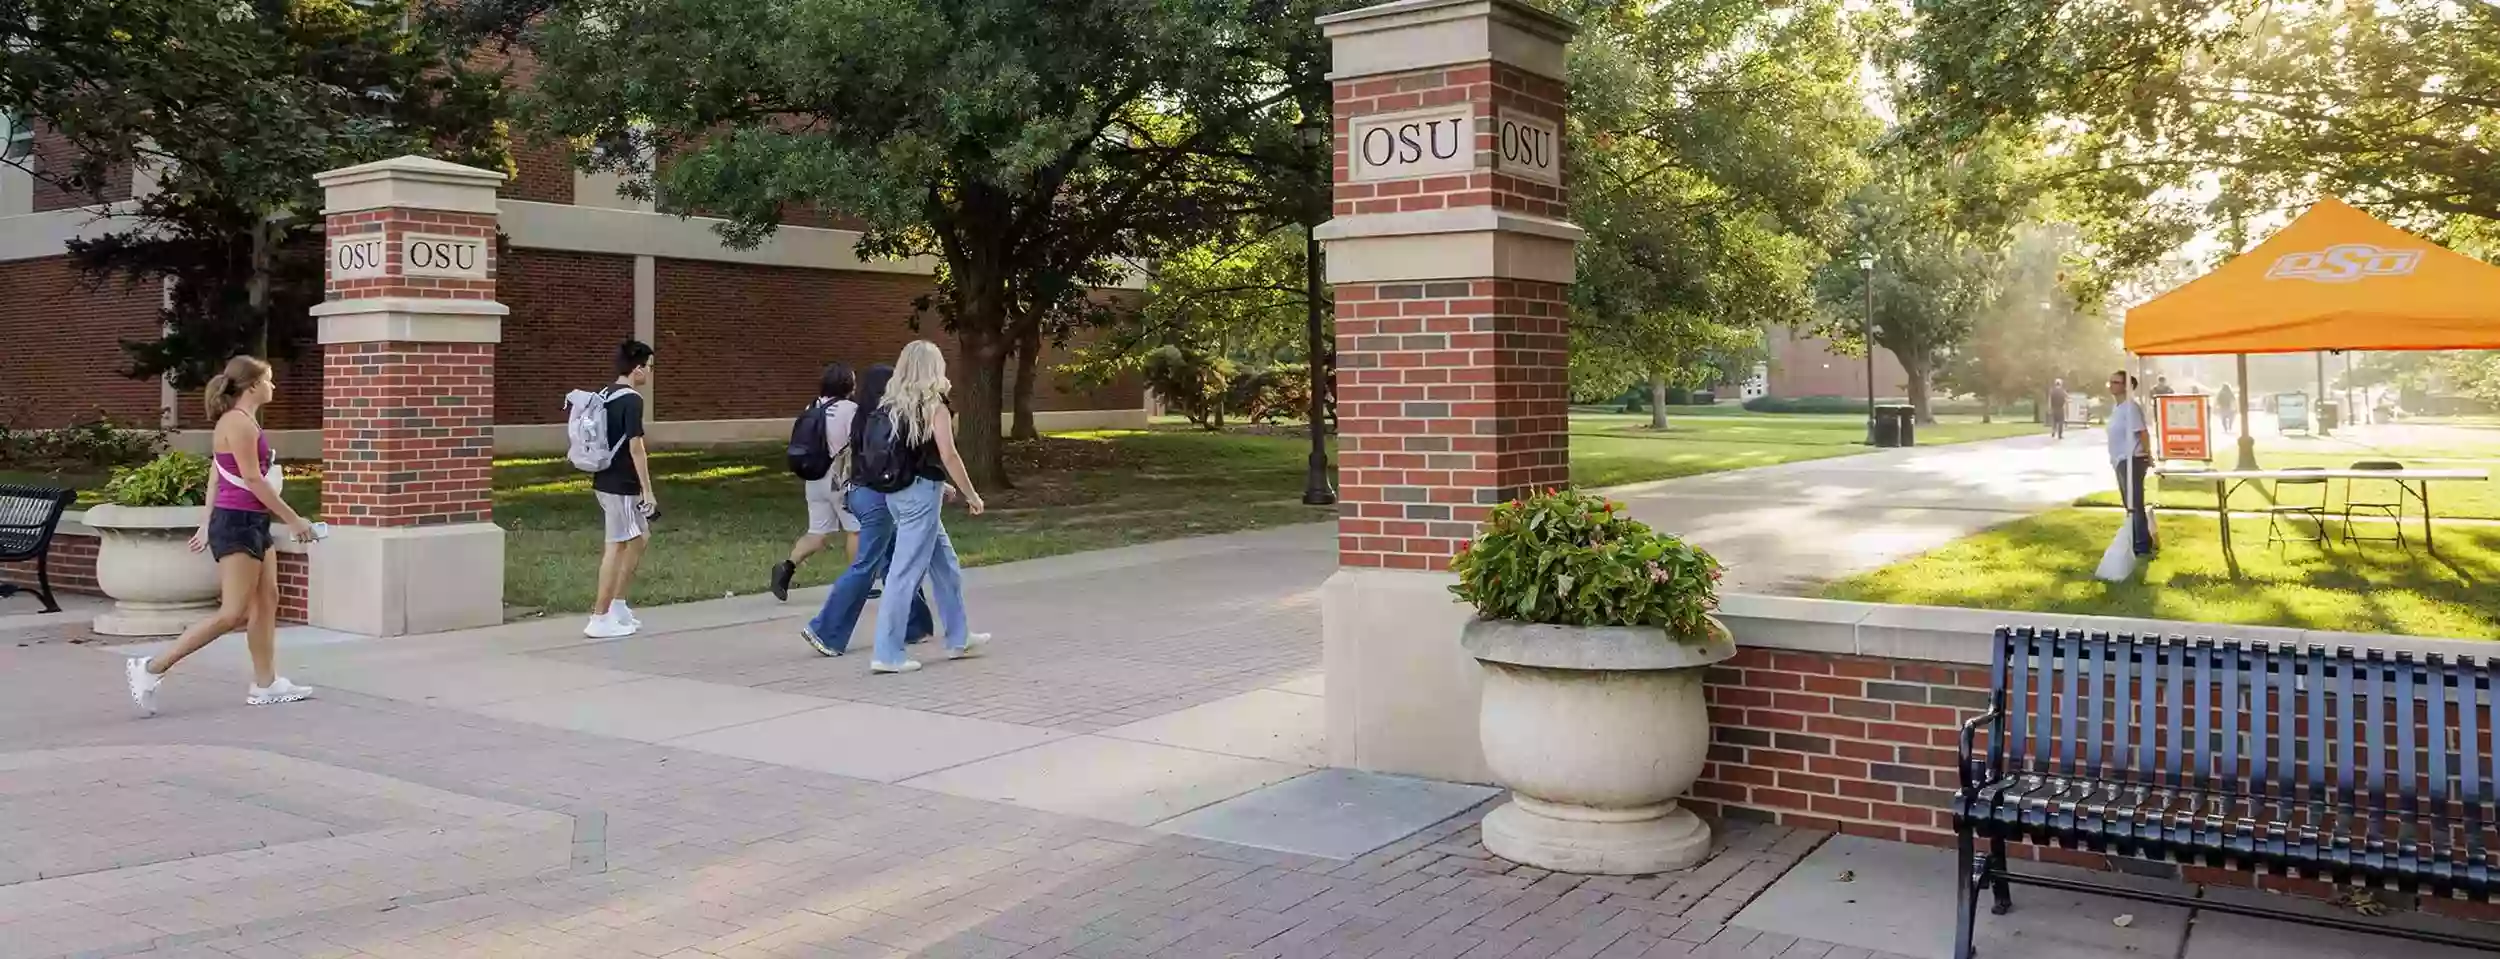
top-left (2125, 196), bottom-right (2500, 356)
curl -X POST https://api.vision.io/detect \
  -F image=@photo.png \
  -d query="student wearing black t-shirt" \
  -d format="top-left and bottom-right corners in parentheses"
top-left (865, 340), bottom-right (991, 673)
top-left (587, 341), bottom-right (656, 639)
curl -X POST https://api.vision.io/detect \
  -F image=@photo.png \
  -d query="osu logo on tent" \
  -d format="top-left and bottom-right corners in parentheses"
top-left (2265, 244), bottom-right (2423, 283)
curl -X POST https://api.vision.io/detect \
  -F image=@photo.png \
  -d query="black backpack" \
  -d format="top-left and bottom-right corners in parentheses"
top-left (786, 400), bottom-right (835, 481)
top-left (852, 406), bottom-right (918, 493)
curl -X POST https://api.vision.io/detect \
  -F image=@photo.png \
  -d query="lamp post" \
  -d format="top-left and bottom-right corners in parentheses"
top-left (1858, 252), bottom-right (1877, 445)
top-left (1297, 118), bottom-right (1336, 506)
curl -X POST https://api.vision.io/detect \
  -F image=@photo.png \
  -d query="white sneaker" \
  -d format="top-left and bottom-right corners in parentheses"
top-left (947, 633), bottom-right (992, 661)
top-left (125, 657), bottom-right (162, 717)
top-left (246, 678), bottom-right (315, 706)
top-left (611, 602), bottom-right (643, 630)
top-left (584, 615), bottom-right (633, 640)
top-left (870, 659), bottom-right (922, 675)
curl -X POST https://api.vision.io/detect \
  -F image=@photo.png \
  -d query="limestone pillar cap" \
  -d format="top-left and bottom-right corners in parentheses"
top-left (315, 155), bottom-right (507, 215)
top-left (1319, 0), bottom-right (1578, 80)
top-left (1315, 206), bottom-right (1583, 243)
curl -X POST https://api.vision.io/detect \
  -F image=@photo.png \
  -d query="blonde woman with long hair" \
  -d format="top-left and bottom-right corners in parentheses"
top-left (860, 340), bottom-right (989, 672)
top-left (124, 356), bottom-right (319, 715)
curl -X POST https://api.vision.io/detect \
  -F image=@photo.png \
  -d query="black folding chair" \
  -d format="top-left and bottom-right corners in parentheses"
top-left (2341, 460), bottom-right (2408, 547)
top-left (2264, 466), bottom-right (2330, 550)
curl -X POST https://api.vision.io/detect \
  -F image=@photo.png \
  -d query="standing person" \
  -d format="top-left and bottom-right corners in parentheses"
top-left (799, 364), bottom-right (935, 656)
top-left (587, 340), bottom-right (656, 639)
top-left (2148, 375), bottom-right (2175, 398)
top-left (2107, 371), bottom-right (2157, 557)
top-left (772, 363), bottom-right (861, 602)
top-left (2216, 382), bottom-right (2237, 433)
top-left (2046, 378), bottom-right (2069, 440)
top-left (862, 341), bottom-right (989, 674)
top-left (123, 356), bottom-right (318, 715)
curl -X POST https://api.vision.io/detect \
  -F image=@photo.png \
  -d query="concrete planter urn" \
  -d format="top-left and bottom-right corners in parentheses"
top-left (1461, 616), bottom-right (1738, 875)
top-left (83, 504), bottom-right (217, 636)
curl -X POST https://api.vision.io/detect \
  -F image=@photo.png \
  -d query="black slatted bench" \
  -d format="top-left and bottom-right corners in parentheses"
top-left (1951, 626), bottom-right (2499, 957)
top-left (0, 485), bottom-right (75, 614)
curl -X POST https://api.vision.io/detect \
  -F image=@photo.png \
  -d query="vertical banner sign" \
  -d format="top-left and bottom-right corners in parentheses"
top-left (2158, 394), bottom-right (2210, 460)
top-left (2277, 392), bottom-right (2310, 434)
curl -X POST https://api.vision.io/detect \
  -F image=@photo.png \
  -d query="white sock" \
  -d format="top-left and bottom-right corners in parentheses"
top-left (609, 600), bottom-right (630, 618)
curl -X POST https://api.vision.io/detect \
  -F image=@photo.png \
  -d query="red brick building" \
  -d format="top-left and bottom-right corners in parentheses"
top-left (0, 129), bottom-right (1146, 454)
top-left (1764, 323), bottom-right (1910, 402)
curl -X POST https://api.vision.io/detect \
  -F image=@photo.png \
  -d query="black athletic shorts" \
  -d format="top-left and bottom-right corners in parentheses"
top-left (207, 508), bottom-right (274, 561)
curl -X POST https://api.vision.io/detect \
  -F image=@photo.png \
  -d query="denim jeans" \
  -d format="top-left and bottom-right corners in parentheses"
top-left (2114, 456), bottom-right (2155, 556)
top-left (874, 477), bottom-right (969, 664)
top-left (807, 485), bottom-right (933, 654)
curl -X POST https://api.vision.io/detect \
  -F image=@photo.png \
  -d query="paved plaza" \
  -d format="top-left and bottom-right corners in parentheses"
top-left (3, 435), bottom-right (2491, 958)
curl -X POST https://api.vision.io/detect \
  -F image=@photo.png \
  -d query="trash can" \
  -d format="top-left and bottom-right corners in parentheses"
top-left (1869, 408), bottom-right (1899, 447)
top-left (1873, 405), bottom-right (1916, 447)
top-left (2319, 400), bottom-right (2340, 432)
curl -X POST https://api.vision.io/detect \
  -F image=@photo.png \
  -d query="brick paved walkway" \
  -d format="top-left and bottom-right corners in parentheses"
top-left (1, 526), bottom-right (1915, 959)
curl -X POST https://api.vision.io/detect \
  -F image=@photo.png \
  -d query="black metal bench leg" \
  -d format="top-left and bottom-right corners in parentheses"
top-left (34, 551), bottom-right (60, 614)
top-left (1988, 836), bottom-right (2012, 915)
top-left (1955, 827), bottom-right (1981, 959)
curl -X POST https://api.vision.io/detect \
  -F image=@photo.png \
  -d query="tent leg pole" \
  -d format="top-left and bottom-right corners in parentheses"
top-left (2235, 354), bottom-right (2257, 471)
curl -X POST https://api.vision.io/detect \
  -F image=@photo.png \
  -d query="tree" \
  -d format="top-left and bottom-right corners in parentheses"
top-left (1563, 0), bottom-right (1872, 428)
top-left (1937, 224), bottom-right (2119, 420)
top-left (511, 0), bottom-right (1310, 488)
top-left (1061, 226), bottom-right (1319, 428)
top-left (1815, 142), bottom-right (2031, 422)
top-left (0, 0), bottom-right (510, 388)
top-left (1898, 0), bottom-right (2500, 268)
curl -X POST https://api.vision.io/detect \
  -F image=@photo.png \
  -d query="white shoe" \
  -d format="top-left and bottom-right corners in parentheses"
top-left (125, 657), bottom-right (162, 717)
top-left (870, 659), bottom-right (922, 675)
top-left (246, 677), bottom-right (315, 706)
top-left (947, 633), bottom-right (992, 660)
top-left (612, 602), bottom-right (642, 630)
top-left (584, 615), bottom-right (633, 640)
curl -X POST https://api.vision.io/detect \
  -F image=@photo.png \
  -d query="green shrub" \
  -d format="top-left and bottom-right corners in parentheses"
top-left (1143, 345), bottom-right (1235, 428)
top-left (1225, 365), bottom-right (1314, 424)
top-left (1448, 487), bottom-right (1723, 640)
top-left (102, 452), bottom-right (211, 507)
top-left (1743, 395), bottom-right (1869, 414)
top-left (0, 411), bottom-right (168, 470)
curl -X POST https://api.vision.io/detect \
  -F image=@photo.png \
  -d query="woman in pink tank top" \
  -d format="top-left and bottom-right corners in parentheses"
top-left (123, 356), bottom-right (320, 716)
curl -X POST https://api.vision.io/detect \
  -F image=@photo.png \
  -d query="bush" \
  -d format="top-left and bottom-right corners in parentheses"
top-left (1448, 488), bottom-right (1723, 640)
top-left (1743, 395), bottom-right (1869, 414)
top-left (101, 452), bottom-right (211, 508)
top-left (1143, 345), bottom-right (1235, 428)
top-left (0, 411), bottom-right (168, 471)
top-left (1225, 365), bottom-right (1314, 424)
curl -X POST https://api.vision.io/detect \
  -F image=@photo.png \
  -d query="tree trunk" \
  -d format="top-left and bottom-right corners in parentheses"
top-left (1010, 321), bottom-right (1041, 442)
top-left (1647, 372), bottom-right (1669, 430)
top-left (1979, 392), bottom-right (1992, 424)
top-left (952, 319), bottom-right (1012, 492)
top-left (1902, 359), bottom-right (1936, 424)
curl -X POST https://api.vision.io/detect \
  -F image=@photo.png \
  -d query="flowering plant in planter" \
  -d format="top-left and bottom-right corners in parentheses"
top-left (1447, 487), bottom-right (1723, 640)
top-left (101, 452), bottom-right (210, 507)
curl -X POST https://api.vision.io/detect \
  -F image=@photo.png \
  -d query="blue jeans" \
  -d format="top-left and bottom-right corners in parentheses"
top-left (807, 486), bottom-right (933, 654)
top-left (874, 478), bottom-right (969, 663)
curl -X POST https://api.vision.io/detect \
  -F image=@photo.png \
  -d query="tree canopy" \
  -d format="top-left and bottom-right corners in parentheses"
top-left (0, 0), bottom-right (509, 387)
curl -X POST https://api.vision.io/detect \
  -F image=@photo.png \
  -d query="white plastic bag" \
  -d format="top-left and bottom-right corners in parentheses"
top-left (2097, 453), bottom-right (2139, 582)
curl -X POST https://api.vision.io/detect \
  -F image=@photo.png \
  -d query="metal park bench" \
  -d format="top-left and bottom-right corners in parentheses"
top-left (1951, 627), bottom-right (2499, 958)
top-left (0, 484), bottom-right (75, 613)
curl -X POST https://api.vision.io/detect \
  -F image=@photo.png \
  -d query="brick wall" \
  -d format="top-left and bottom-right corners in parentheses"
top-left (1332, 279), bottom-right (1569, 570)
top-left (497, 249), bottom-right (637, 423)
top-left (27, 128), bottom-right (134, 213)
top-left (1767, 324), bottom-right (1909, 401)
top-left (321, 342), bottom-right (495, 526)
top-left (0, 530), bottom-right (307, 624)
top-left (502, 137), bottom-right (575, 205)
top-left (0, 257), bottom-right (165, 428)
top-left (1693, 643), bottom-right (2500, 923)
top-left (654, 259), bottom-right (934, 420)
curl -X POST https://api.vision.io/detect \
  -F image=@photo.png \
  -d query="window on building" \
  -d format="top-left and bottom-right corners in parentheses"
top-left (0, 111), bottom-right (32, 162)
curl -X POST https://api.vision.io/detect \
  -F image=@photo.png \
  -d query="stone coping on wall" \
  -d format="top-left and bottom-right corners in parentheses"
top-left (1715, 593), bottom-right (2495, 667)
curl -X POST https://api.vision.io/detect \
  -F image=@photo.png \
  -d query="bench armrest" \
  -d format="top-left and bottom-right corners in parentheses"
top-left (1958, 707), bottom-right (2002, 790)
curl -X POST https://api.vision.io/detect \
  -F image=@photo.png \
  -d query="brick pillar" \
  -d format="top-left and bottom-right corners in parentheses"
top-left (1316, 0), bottom-right (1581, 781)
top-left (306, 156), bottom-right (508, 636)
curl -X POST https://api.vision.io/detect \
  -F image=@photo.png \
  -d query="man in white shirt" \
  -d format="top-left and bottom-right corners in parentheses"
top-left (2106, 371), bottom-right (2157, 556)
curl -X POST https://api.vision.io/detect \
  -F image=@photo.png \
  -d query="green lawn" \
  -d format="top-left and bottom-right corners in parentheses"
top-left (1825, 507), bottom-right (2500, 639)
top-left (10, 407), bottom-right (2048, 615)
top-left (1569, 408), bottom-right (2042, 488)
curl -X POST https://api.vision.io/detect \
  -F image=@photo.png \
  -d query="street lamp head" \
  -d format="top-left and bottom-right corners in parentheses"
top-left (1295, 118), bottom-right (1327, 147)
top-left (1856, 253), bottom-right (1875, 271)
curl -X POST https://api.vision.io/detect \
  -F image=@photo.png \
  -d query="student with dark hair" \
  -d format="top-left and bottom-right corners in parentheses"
top-left (2106, 369), bottom-right (2156, 557)
top-left (124, 355), bottom-right (319, 715)
top-left (586, 340), bottom-right (656, 639)
top-left (773, 363), bottom-right (860, 601)
top-left (800, 363), bottom-right (935, 657)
